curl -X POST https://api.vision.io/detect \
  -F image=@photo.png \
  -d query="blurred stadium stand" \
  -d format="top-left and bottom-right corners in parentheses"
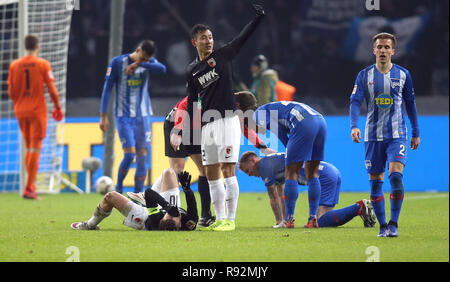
top-left (66, 0), bottom-right (449, 117)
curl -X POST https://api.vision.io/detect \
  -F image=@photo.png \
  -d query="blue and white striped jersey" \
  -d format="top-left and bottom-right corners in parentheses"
top-left (253, 101), bottom-right (322, 146)
top-left (350, 64), bottom-right (419, 142)
top-left (100, 54), bottom-right (166, 117)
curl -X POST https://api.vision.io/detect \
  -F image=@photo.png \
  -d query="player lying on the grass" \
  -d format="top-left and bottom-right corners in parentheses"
top-left (238, 151), bottom-right (376, 228)
top-left (71, 170), bottom-right (197, 231)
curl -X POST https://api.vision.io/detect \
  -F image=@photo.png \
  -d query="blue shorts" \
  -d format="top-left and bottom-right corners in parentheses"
top-left (364, 138), bottom-right (407, 174)
top-left (116, 117), bottom-right (151, 149)
top-left (319, 172), bottom-right (341, 208)
top-left (285, 115), bottom-right (327, 165)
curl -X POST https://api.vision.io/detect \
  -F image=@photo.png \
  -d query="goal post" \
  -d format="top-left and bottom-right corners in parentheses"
top-left (0, 0), bottom-right (73, 194)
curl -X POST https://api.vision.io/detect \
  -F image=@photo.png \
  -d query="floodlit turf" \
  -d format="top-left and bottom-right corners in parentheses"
top-left (0, 192), bottom-right (448, 262)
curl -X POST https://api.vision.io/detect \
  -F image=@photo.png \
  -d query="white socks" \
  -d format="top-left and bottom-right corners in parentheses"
top-left (208, 179), bottom-right (227, 221)
top-left (87, 204), bottom-right (111, 228)
top-left (208, 176), bottom-right (240, 221)
top-left (225, 176), bottom-right (239, 221)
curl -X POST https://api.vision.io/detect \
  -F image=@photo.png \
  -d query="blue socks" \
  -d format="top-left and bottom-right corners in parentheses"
top-left (115, 153), bottom-right (148, 193)
top-left (307, 178), bottom-right (321, 218)
top-left (134, 154), bottom-right (147, 193)
top-left (116, 153), bottom-right (135, 193)
top-left (283, 179), bottom-right (298, 221)
top-left (317, 204), bottom-right (360, 227)
top-left (389, 172), bottom-right (404, 223)
top-left (370, 179), bottom-right (387, 226)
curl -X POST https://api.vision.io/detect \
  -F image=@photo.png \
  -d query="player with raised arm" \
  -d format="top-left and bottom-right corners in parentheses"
top-left (235, 91), bottom-right (327, 228)
top-left (167, 95), bottom-right (276, 227)
top-left (239, 151), bottom-right (376, 228)
top-left (179, 3), bottom-right (265, 231)
top-left (350, 33), bottom-right (420, 238)
top-left (7, 34), bottom-right (63, 200)
top-left (71, 170), bottom-right (198, 231)
top-left (99, 40), bottom-right (166, 194)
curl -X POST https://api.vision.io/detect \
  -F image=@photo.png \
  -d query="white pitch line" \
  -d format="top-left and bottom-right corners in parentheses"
top-left (405, 194), bottom-right (449, 201)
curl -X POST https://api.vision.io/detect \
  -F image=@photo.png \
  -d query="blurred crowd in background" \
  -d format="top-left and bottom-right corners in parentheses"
top-left (66, 0), bottom-right (449, 115)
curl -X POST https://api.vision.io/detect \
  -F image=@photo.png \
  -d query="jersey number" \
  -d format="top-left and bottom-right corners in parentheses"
top-left (169, 195), bottom-right (178, 207)
top-left (399, 144), bottom-right (406, 156)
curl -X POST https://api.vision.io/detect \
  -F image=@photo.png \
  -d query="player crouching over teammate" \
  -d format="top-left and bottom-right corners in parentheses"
top-left (71, 170), bottom-right (197, 231)
top-left (239, 151), bottom-right (376, 228)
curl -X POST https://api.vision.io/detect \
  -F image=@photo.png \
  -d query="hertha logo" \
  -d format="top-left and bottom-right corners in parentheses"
top-left (390, 78), bottom-right (402, 89)
top-left (207, 58), bottom-right (216, 67)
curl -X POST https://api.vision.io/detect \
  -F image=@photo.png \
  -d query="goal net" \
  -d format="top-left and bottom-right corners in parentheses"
top-left (0, 0), bottom-right (72, 194)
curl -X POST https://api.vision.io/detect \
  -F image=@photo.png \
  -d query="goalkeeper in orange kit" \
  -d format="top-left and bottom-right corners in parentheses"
top-left (7, 34), bottom-right (63, 200)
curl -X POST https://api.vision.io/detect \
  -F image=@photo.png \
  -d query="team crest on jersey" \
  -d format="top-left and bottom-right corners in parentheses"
top-left (225, 146), bottom-right (233, 158)
top-left (207, 58), bottom-right (216, 67)
top-left (390, 78), bottom-right (402, 89)
top-left (375, 93), bottom-right (393, 110)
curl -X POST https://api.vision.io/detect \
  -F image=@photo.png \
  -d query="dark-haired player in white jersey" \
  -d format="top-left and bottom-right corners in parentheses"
top-left (350, 32), bottom-right (420, 238)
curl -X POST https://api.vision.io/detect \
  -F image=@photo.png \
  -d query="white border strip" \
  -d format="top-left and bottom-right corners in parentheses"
top-left (0, 0), bottom-right (18, 5)
top-left (405, 194), bottom-right (449, 201)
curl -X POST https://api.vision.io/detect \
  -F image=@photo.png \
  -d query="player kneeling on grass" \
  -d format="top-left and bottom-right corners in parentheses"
top-left (71, 169), bottom-right (197, 231)
top-left (238, 151), bottom-right (376, 228)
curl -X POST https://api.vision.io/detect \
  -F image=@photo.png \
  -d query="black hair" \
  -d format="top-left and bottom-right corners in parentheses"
top-left (139, 40), bottom-right (156, 57)
top-left (190, 24), bottom-right (211, 40)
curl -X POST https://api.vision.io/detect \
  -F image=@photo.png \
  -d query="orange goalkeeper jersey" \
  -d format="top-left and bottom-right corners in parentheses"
top-left (7, 55), bottom-right (59, 118)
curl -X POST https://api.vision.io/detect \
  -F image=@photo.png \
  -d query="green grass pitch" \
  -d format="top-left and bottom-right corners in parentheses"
top-left (0, 192), bottom-right (448, 262)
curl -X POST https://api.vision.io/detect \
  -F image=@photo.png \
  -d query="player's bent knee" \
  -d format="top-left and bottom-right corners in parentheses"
top-left (104, 191), bottom-right (119, 202)
top-left (163, 168), bottom-right (176, 177)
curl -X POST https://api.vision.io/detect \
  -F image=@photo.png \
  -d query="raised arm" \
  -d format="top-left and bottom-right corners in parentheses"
top-left (222, 3), bottom-right (265, 59)
top-left (178, 171), bottom-right (198, 223)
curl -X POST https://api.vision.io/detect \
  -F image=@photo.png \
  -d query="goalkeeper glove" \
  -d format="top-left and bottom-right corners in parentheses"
top-left (177, 171), bottom-right (192, 192)
top-left (52, 107), bottom-right (64, 121)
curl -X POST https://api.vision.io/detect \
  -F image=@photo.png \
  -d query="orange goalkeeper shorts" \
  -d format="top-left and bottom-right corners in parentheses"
top-left (17, 116), bottom-right (47, 147)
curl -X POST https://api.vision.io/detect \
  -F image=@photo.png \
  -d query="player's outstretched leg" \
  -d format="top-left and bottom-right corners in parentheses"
top-left (315, 200), bottom-right (375, 228)
top-left (71, 192), bottom-right (116, 230)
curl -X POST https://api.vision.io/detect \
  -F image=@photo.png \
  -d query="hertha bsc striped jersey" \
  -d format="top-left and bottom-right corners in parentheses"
top-left (253, 101), bottom-right (323, 146)
top-left (100, 54), bottom-right (166, 117)
top-left (349, 64), bottom-right (419, 142)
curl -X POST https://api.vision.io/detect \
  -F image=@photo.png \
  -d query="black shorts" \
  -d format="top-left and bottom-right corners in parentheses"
top-left (164, 119), bottom-right (201, 158)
